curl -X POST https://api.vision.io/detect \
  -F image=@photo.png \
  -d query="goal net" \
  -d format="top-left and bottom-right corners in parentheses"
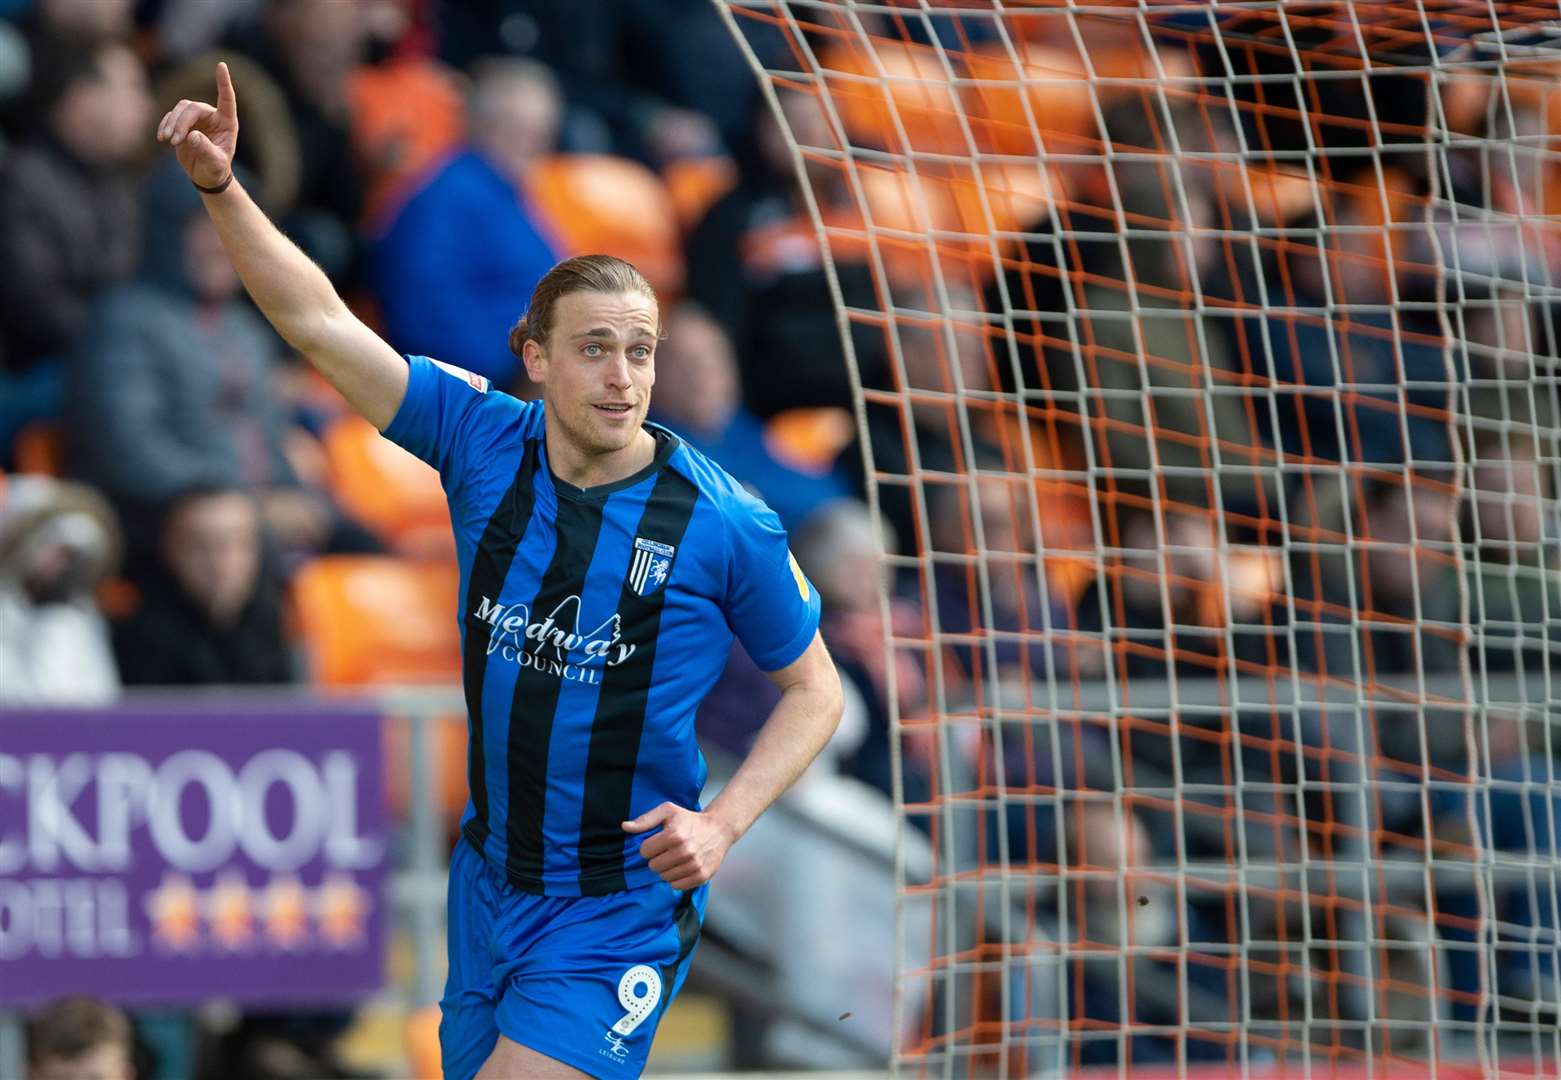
top-left (715, 1), bottom-right (1559, 1075)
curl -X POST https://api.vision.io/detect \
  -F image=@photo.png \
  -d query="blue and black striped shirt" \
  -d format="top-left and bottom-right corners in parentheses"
top-left (384, 355), bottom-right (822, 896)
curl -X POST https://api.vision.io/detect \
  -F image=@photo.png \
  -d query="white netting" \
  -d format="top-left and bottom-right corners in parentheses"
top-left (717, 1), bottom-right (1559, 1076)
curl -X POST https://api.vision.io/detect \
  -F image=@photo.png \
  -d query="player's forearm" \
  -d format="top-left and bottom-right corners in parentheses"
top-left (199, 179), bottom-right (347, 356)
top-left (704, 677), bottom-right (843, 842)
top-left (200, 179), bottom-right (407, 428)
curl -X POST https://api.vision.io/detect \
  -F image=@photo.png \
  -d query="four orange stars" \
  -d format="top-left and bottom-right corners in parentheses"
top-left (142, 872), bottom-right (373, 952)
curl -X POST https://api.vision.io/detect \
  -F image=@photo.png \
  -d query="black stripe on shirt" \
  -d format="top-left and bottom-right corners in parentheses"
top-left (459, 444), bottom-right (538, 855)
top-left (576, 468), bottom-right (701, 895)
top-left (504, 494), bottom-right (606, 885)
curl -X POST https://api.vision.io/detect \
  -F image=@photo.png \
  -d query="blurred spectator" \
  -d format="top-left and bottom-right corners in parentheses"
top-left (17, 0), bottom-right (133, 40)
top-left (653, 303), bottom-right (848, 532)
top-left (0, 474), bottom-right (119, 705)
top-left (1236, 195), bottom-right (1454, 471)
top-left (1064, 506), bottom-right (1290, 812)
top-left (1432, 714), bottom-right (1560, 1016)
top-left (222, 0), bottom-right (370, 283)
top-left (370, 56), bottom-right (560, 387)
top-left (1061, 802), bottom-right (1231, 1067)
top-left (1293, 475), bottom-right (1462, 681)
top-left (793, 499), bottom-right (929, 803)
top-left (1467, 433), bottom-right (1560, 674)
top-left (988, 99), bottom-right (1274, 515)
top-left (437, 0), bottom-right (767, 165)
top-left (695, 642), bottom-right (783, 761)
top-left (0, 32), bottom-right (151, 438)
top-left (67, 160), bottom-right (372, 562)
top-left (111, 486), bottom-right (289, 686)
top-left (687, 88), bottom-right (886, 418)
top-left (26, 995), bottom-right (134, 1080)
top-left (700, 500), bottom-right (880, 784)
top-left (864, 307), bottom-right (1003, 568)
top-left (143, 0), bottom-right (262, 63)
top-left (929, 476), bottom-right (1118, 866)
top-left (931, 476), bottom-right (1075, 690)
top-left (1074, 506), bottom-right (1285, 684)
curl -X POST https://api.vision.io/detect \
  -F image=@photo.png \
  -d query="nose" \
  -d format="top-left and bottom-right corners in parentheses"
top-left (603, 351), bottom-right (632, 390)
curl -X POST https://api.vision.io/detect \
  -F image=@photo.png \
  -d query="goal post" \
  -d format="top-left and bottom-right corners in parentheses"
top-left (715, 1), bottom-right (1560, 1076)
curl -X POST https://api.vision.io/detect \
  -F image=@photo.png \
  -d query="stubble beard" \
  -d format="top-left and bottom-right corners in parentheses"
top-left (573, 402), bottom-right (642, 457)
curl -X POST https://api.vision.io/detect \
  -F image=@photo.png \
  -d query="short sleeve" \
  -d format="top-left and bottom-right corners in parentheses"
top-left (381, 354), bottom-right (502, 494)
top-left (723, 496), bottom-right (822, 672)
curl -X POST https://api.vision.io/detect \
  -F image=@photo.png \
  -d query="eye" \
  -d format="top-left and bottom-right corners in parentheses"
top-left (582, 343), bottom-right (604, 358)
top-left (629, 345), bottom-right (652, 361)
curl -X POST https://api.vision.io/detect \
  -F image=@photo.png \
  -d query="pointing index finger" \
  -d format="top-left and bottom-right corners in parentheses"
top-left (215, 61), bottom-right (237, 123)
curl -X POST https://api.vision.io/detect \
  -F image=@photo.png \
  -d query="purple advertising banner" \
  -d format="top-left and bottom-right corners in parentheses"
top-left (0, 699), bottom-right (388, 1007)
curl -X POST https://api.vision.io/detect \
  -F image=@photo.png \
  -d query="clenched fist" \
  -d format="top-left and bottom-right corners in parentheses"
top-left (155, 61), bottom-right (239, 191)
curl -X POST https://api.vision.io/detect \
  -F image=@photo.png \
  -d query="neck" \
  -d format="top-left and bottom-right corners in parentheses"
top-left (545, 420), bottom-right (658, 491)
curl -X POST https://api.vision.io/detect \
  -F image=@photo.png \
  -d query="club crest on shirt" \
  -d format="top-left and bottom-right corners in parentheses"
top-left (628, 537), bottom-right (675, 597)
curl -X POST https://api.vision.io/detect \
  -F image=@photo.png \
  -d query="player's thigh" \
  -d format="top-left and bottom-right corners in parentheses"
top-left (476, 1035), bottom-right (593, 1079)
top-left (494, 883), bottom-right (706, 1076)
top-left (440, 836), bottom-right (502, 1080)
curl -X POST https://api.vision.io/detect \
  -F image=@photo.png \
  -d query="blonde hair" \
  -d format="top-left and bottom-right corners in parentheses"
top-left (508, 254), bottom-right (659, 358)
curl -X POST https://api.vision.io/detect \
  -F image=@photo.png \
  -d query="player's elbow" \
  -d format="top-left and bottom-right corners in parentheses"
top-left (281, 300), bottom-right (348, 356)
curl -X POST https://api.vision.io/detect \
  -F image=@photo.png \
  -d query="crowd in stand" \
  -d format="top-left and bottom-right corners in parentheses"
top-left (1, 1), bottom-right (1557, 1075)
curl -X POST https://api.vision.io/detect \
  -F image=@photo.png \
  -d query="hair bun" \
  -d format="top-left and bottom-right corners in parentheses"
top-left (508, 317), bottom-right (530, 360)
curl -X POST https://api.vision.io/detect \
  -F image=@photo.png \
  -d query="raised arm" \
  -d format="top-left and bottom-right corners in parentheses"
top-left (156, 62), bottom-right (407, 430)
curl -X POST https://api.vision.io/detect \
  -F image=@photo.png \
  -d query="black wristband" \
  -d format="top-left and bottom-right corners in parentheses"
top-left (194, 172), bottom-right (234, 195)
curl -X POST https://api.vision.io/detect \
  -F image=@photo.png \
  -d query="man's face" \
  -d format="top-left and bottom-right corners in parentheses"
top-left (525, 290), bottom-right (659, 460)
top-left (28, 1043), bottom-right (131, 1080)
top-left (183, 216), bottom-right (240, 301)
top-left (654, 309), bottom-right (738, 435)
top-left (478, 76), bottom-right (560, 186)
top-left (57, 44), bottom-right (152, 165)
top-left (161, 492), bottom-right (261, 626)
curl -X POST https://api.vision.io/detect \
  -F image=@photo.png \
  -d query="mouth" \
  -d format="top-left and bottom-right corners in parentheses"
top-left (593, 403), bottom-right (633, 417)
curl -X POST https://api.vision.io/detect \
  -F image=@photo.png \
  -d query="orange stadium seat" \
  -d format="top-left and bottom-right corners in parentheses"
top-left (662, 155), bottom-right (738, 231)
top-left (11, 421), bottom-right (63, 476)
top-left (290, 555), bottom-right (461, 686)
top-left (818, 39), bottom-right (967, 155)
top-left (854, 162), bottom-right (1054, 286)
top-left (964, 44), bottom-right (1097, 157)
top-left (322, 414), bottom-right (451, 555)
top-left (764, 406), bottom-right (855, 475)
top-left (291, 555), bottom-right (471, 839)
top-left (349, 56), bottom-right (465, 226)
top-left (526, 155), bottom-right (685, 297)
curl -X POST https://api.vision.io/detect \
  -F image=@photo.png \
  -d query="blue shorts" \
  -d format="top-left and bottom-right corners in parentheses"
top-left (439, 837), bottom-right (707, 1079)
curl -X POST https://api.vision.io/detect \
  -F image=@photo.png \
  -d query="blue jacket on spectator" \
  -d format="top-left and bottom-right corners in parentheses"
top-left (663, 408), bottom-right (848, 535)
top-left (372, 150), bottom-right (558, 387)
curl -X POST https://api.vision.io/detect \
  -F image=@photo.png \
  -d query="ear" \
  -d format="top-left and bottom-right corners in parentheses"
top-left (522, 338), bottom-right (546, 384)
